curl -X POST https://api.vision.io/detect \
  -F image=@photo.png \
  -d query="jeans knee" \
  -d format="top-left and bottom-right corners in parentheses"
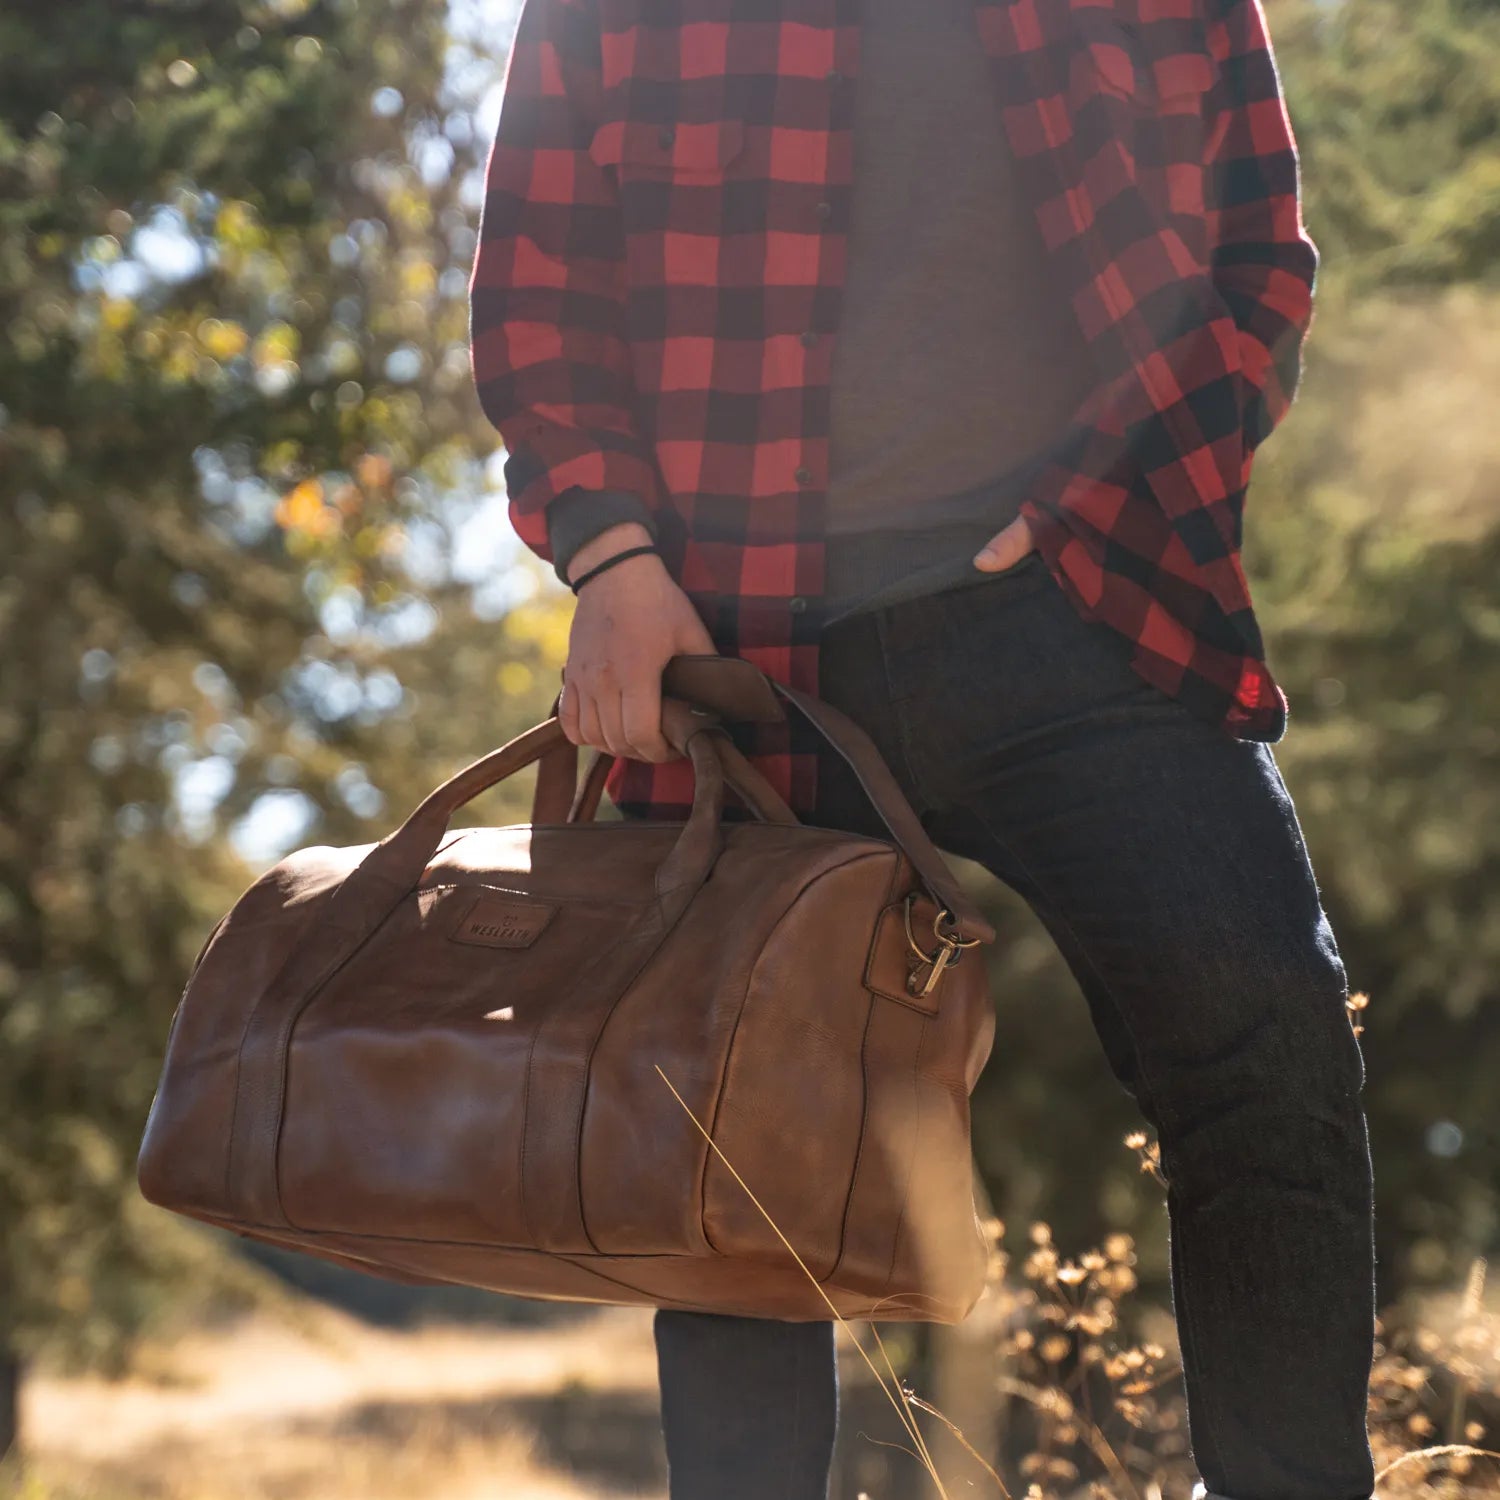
top-left (1149, 938), bottom-right (1369, 1199)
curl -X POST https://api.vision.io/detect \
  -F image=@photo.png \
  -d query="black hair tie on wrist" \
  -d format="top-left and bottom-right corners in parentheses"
top-left (567, 542), bottom-right (661, 595)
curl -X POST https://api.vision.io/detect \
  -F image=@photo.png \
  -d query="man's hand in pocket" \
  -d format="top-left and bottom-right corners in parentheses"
top-left (972, 514), bottom-right (1037, 573)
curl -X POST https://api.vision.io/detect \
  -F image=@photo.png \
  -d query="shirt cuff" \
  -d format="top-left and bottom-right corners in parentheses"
top-left (545, 488), bottom-right (660, 586)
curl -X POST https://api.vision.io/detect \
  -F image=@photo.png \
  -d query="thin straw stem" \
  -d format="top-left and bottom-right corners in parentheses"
top-left (1375, 1443), bottom-right (1500, 1486)
top-left (655, 1064), bottom-right (952, 1498)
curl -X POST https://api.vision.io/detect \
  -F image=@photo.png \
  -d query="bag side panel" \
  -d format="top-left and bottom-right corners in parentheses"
top-left (833, 953), bottom-right (993, 1318)
top-left (701, 851), bottom-right (900, 1282)
top-left (278, 880), bottom-right (656, 1250)
top-left (137, 845), bottom-right (365, 1215)
top-left (575, 834), bottom-right (856, 1256)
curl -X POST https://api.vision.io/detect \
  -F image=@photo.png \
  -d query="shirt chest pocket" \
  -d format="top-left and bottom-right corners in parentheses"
top-left (589, 117), bottom-right (748, 181)
top-left (1064, 7), bottom-right (1220, 236)
top-left (1068, 9), bottom-right (1218, 115)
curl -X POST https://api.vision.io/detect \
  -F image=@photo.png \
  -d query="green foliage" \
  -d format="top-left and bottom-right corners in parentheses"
top-left (1283, 0), bottom-right (1500, 286)
top-left (0, 0), bottom-right (539, 1393)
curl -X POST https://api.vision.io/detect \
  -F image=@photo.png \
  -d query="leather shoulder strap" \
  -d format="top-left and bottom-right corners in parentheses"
top-left (662, 655), bottom-right (994, 945)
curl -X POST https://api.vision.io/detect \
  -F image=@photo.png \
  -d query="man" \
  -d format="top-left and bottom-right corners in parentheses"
top-left (469, 0), bottom-right (1377, 1496)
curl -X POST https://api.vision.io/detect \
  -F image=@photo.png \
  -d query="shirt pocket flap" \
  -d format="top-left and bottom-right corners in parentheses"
top-left (1070, 10), bottom-right (1150, 102)
top-left (589, 117), bottom-right (747, 176)
top-left (1070, 10), bottom-right (1217, 106)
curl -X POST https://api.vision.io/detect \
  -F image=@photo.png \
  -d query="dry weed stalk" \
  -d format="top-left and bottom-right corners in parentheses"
top-left (655, 1066), bottom-right (957, 1497)
top-left (1366, 1255), bottom-right (1500, 1497)
top-left (659, 1065), bottom-right (1500, 1500)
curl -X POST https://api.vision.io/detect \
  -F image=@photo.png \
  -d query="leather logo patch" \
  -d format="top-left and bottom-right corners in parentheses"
top-left (450, 892), bottom-right (555, 949)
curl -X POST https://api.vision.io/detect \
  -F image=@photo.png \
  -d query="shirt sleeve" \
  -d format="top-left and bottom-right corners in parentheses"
top-left (468, 0), bottom-right (664, 567)
top-left (1204, 0), bottom-right (1319, 455)
top-left (545, 487), bottom-right (660, 586)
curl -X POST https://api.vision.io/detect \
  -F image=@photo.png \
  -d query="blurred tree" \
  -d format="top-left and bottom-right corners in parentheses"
top-left (1278, 0), bottom-right (1500, 289)
top-left (0, 0), bottom-right (548, 1461)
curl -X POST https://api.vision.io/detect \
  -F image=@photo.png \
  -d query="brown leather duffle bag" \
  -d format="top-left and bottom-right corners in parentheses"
top-left (137, 654), bottom-right (998, 1324)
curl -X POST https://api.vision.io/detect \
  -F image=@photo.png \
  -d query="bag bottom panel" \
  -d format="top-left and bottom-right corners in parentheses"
top-left (186, 1209), bottom-right (978, 1325)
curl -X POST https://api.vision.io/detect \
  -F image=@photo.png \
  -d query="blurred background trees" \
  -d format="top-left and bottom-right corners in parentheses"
top-left (0, 0), bottom-right (566, 1459)
top-left (1, 0), bottom-right (1496, 1480)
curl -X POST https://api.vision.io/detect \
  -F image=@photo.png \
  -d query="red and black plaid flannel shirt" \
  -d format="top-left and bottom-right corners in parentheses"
top-left (470, 0), bottom-right (1318, 822)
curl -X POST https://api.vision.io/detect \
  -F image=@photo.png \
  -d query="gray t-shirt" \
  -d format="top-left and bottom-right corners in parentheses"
top-left (546, 0), bottom-right (1097, 620)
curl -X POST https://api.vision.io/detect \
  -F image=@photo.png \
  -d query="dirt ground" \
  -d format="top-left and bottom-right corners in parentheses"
top-left (18, 1304), bottom-right (670, 1499)
top-left (16, 1292), bottom-right (987, 1500)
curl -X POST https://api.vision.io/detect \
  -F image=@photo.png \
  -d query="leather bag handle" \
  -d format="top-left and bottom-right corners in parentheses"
top-left (358, 700), bottom-right (749, 926)
top-left (532, 655), bottom-right (994, 945)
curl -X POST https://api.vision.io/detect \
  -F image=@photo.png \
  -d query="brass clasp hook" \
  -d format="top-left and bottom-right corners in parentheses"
top-left (902, 893), bottom-right (983, 999)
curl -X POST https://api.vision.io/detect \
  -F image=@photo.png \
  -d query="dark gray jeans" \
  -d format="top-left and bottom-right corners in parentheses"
top-left (642, 552), bottom-right (1377, 1500)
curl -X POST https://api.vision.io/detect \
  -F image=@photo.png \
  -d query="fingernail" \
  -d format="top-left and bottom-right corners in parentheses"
top-left (973, 550), bottom-right (996, 568)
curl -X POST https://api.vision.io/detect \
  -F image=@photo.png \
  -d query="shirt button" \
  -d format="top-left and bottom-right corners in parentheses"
top-left (800, 329), bottom-right (818, 348)
top-left (658, 124), bottom-right (676, 148)
top-left (815, 200), bottom-right (833, 221)
top-left (795, 465), bottom-right (814, 485)
top-left (789, 596), bottom-right (808, 613)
